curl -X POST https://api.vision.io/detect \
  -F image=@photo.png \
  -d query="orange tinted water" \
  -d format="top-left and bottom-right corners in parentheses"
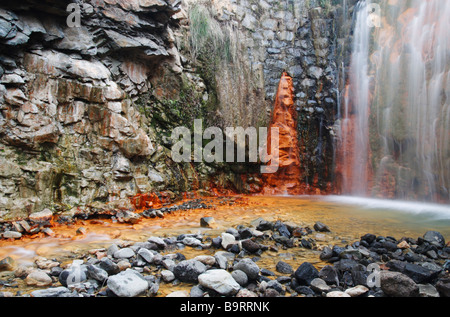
top-left (1, 195), bottom-right (449, 296)
top-left (2, 195), bottom-right (449, 264)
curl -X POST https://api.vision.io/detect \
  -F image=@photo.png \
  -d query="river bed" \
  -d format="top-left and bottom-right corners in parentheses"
top-left (1, 195), bottom-right (449, 296)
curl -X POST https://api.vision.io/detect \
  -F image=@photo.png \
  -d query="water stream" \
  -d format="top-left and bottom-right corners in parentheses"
top-left (2, 196), bottom-right (449, 266)
top-left (338, 0), bottom-right (450, 202)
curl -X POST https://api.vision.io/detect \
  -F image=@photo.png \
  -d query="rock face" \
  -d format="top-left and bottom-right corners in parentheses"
top-left (262, 72), bottom-right (302, 195)
top-left (0, 0), bottom-right (237, 220)
top-left (181, 0), bottom-right (340, 194)
top-left (0, 0), bottom-right (347, 220)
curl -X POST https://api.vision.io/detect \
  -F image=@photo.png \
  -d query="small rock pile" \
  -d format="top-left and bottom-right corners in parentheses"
top-left (317, 230), bottom-right (450, 297)
top-left (0, 218), bottom-right (449, 297)
top-left (0, 198), bottom-right (220, 240)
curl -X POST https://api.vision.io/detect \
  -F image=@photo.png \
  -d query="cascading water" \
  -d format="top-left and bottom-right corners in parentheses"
top-left (337, 0), bottom-right (450, 203)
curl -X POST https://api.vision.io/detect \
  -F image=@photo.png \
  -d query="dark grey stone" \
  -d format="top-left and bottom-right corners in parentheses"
top-left (173, 260), bottom-right (207, 283)
top-left (294, 262), bottom-right (319, 286)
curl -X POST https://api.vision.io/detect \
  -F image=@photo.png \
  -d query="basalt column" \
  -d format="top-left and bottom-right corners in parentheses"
top-left (262, 72), bottom-right (302, 195)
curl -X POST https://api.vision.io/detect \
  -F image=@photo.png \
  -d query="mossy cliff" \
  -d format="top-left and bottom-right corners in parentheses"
top-left (0, 0), bottom-right (350, 220)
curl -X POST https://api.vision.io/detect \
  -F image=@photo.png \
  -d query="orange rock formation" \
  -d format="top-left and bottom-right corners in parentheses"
top-left (262, 72), bottom-right (302, 195)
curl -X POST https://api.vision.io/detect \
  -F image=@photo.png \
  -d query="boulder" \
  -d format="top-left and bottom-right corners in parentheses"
top-left (436, 278), bottom-right (450, 297)
top-left (28, 208), bottom-right (53, 223)
top-left (58, 261), bottom-right (88, 287)
top-left (380, 271), bottom-right (419, 297)
top-left (107, 269), bottom-right (149, 297)
top-left (232, 258), bottom-right (260, 280)
top-left (294, 262), bottom-right (319, 286)
top-left (173, 260), bottom-right (207, 283)
top-left (0, 257), bottom-right (15, 271)
top-left (198, 269), bottom-right (241, 296)
top-left (423, 231), bottom-right (446, 248)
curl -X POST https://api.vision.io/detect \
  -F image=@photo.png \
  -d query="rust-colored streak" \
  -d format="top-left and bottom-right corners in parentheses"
top-left (262, 72), bottom-right (302, 195)
top-left (130, 193), bottom-right (163, 211)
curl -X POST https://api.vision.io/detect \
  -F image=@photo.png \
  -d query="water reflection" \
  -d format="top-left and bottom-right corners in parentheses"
top-left (1, 195), bottom-right (449, 267)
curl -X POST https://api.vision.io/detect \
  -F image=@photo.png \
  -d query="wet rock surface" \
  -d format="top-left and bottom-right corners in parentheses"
top-left (0, 216), bottom-right (448, 297)
top-left (0, 0), bottom-right (239, 221)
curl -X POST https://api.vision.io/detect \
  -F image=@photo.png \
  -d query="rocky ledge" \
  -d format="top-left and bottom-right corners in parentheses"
top-left (0, 217), bottom-right (449, 297)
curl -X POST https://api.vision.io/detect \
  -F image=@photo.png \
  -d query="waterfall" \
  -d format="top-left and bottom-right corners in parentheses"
top-left (338, 0), bottom-right (450, 203)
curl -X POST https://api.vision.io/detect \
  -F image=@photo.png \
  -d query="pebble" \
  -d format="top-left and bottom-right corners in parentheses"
top-left (166, 290), bottom-right (190, 297)
top-left (200, 217), bottom-right (217, 228)
top-left (147, 237), bottom-right (166, 249)
top-left (418, 283), bottom-right (439, 297)
top-left (2, 231), bottom-right (22, 239)
top-left (113, 247), bottom-right (135, 259)
top-left (98, 257), bottom-right (120, 275)
top-left (137, 248), bottom-right (155, 264)
top-left (58, 262), bottom-right (88, 287)
top-left (31, 287), bottom-right (72, 297)
top-left (86, 264), bottom-right (108, 283)
top-left (345, 285), bottom-right (369, 297)
top-left (236, 289), bottom-right (258, 297)
top-left (221, 232), bottom-right (236, 249)
top-left (275, 261), bottom-right (293, 274)
top-left (326, 291), bottom-right (351, 297)
top-left (1, 216), bottom-right (449, 299)
top-left (194, 255), bottom-right (216, 266)
top-left (314, 221), bottom-right (331, 232)
top-left (25, 269), bottom-right (52, 287)
top-left (76, 227), bottom-right (87, 235)
top-left (231, 269), bottom-right (248, 286)
top-left (294, 262), bottom-right (319, 285)
top-left (0, 256), bottom-right (15, 271)
top-left (182, 237), bottom-right (202, 247)
top-left (310, 278), bottom-right (331, 293)
top-left (380, 271), bottom-right (419, 297)
top-left (161, 270), bottom-right (175, 283)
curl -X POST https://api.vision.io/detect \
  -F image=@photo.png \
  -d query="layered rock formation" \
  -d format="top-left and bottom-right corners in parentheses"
top-left (0, 0), bottom-right (350, 220)
top-left (0, 0), bottom-right (238, 220)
